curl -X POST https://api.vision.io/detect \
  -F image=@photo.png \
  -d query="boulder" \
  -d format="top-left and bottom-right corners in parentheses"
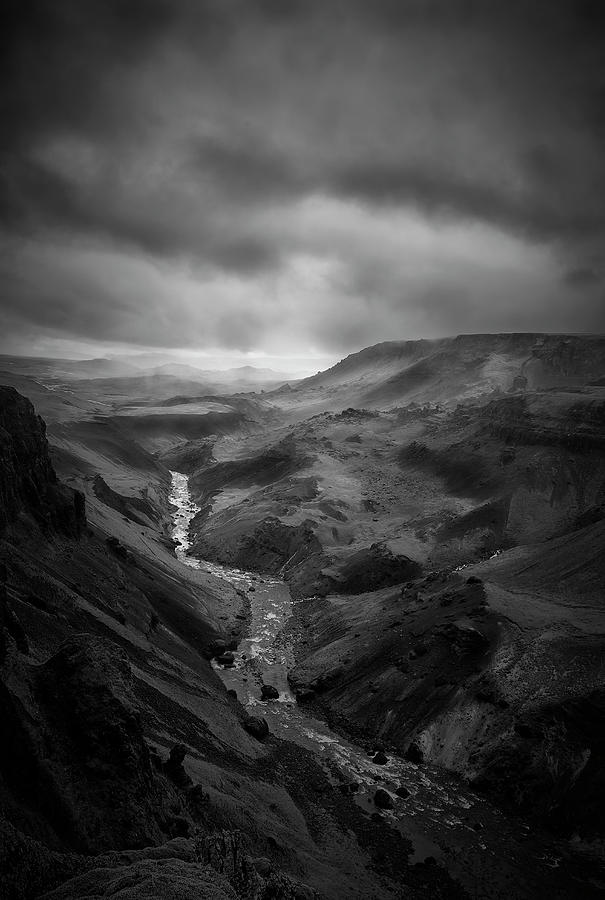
top-left (374, 789), bottom-right (393, 810)
top-left (243, 716), bottom-right (269, 741)
top-left (164, 744), bottom-right (193, 788)
top-left (251, 856), bottom-right (272, 877)
top-left (405, 741), bottom-right (424, 764)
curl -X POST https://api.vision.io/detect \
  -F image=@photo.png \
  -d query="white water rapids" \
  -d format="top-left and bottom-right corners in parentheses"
top-left (169, 470), bottom-right (575, 899)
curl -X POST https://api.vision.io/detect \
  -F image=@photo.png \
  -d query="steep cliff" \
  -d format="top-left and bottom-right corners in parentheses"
top-left (0, 387), bottom-right (85, 537)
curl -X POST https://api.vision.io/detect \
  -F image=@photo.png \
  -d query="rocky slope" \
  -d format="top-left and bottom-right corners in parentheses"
top-left (275, 334), bottom-right (605, 411)
top-left (288, 517), bottom-right (605, 861)
top-left (185, 385), bottom-right (605, 599)
top-left (0, 386), bottom-right (85, 538)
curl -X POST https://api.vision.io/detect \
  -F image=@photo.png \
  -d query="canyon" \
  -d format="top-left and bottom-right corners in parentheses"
top-left (1, 333), bottom-right (605, 899)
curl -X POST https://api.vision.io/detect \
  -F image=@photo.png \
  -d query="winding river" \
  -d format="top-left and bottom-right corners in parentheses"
top-left (169, 471), bottom-right (585, 900)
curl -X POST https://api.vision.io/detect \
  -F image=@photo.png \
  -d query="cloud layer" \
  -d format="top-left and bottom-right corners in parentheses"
top-left (2, 0), bottom-right (605, 358)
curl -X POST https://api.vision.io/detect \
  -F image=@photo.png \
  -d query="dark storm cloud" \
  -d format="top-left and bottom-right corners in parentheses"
top-left (330, 151), bottom-right (605, 239)
top-left (0, 0), bottom-right (179, 151)
top-left (189, 135), bottom-right (306, 203)
top-left (0, 155), bottom-right (279, 272)
top-left (1, 0), bottom-right (605, 354)
top-left (330, 159), bottom-right (605, 241)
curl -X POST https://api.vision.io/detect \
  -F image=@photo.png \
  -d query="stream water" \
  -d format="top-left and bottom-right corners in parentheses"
top-left (169, 470), bottom-right (589, 900)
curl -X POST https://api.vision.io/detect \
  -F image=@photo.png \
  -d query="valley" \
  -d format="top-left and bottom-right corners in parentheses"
top-left (1, 333), bottom-right (605, 899)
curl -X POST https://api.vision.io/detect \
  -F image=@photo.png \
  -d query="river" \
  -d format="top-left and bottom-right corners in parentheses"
top-left (169, 470), bottom-right (590, 900)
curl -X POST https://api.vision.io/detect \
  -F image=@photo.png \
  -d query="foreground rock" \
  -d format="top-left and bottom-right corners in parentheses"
top-left (0, 386), bottom-right (85, 537)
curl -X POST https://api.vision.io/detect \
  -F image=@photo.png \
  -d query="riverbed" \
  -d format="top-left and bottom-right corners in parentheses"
top-left (169, 470), bottom-right (589, 900)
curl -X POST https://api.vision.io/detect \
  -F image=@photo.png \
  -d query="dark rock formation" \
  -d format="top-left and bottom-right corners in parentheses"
top-left (33, 634), bottom-right (181, 852)
top-left (208, 639), bottom-right (229, 657)
top-left (93, 474), bottom-right (159, 526)
top-left (233, 517), bottom-right (328, 598)
top-left (192, 515), bottom-right (332, 599)
top-left (243, 716), bottom-right (269, 741)
top-left (164, 744), bottom-right (193, 789)
top-left (0, 632), bottom-right (193, 895)
top-left (471, 690), bottom-right (605, 840)
top-left (0, 387), bottom-right (85, 537)
top-left (374, 789), bottom-right (393, 810)
top-left (190, 436), bottom-right (310, 502)
top-left (335, 543), bottom-right (422, 594)
top-left (405, 742), bottom-right (424, 765)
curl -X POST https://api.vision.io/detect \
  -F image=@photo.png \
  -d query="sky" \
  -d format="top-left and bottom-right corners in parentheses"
top-left (1, 0), bottom-right (605, 372)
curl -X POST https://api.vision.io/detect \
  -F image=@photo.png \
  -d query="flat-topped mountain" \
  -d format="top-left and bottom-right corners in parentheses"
top-left (285, 334), bottom-right (605, 410)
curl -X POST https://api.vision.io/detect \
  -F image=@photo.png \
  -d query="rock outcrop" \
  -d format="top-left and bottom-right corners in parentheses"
top-left (0, 386), bottom-right (85, 537)
top-left (1, 634), bottom-right (183, 859)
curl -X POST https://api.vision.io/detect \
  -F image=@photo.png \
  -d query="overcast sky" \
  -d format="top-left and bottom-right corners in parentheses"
top-left (1, 0), bottom-right (604, 369)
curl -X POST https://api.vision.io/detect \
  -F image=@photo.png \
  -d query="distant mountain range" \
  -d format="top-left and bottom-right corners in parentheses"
top-left (4, 334), bottom-right (605, 409)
